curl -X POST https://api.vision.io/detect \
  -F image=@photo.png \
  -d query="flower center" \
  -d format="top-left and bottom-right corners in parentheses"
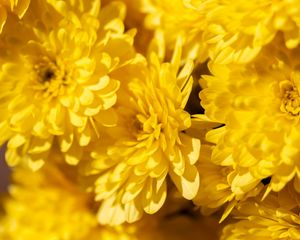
top-left (279, 79), bottom-right (300, 117)
top-left (33, 57), bottom-right (69, 99)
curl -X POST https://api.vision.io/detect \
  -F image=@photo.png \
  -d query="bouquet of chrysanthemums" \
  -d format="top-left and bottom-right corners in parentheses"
top-left (1, 0), bottom-right (300, 239)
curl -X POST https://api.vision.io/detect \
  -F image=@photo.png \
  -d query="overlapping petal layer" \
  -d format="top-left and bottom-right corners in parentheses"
top-left (82, 39), bottom-right (204, 225)
top-left (203, 0), bottom-right (300, 63)
top-left (221, 186), bottom-right (300, 240)
top-left (0, 0), bottom-right (140, 168)
top-left (136, 0), bottom-right (216, 62)
top-left (0, 0), bottom-right (30, 32)
top-left (200, 35), bottom-right (300, 203)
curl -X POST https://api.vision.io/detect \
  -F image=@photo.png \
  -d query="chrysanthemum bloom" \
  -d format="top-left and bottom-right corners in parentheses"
top-left (83, 38), bottom-right (203, 225)
top-left (200, 35), bottom-right (300, 202)
top-left (0, 0), bottom-right (30, 32)
top-left (193, 145), bottom-right (263, 220)
top-left (203, 0), bottom-right (300, 64)
top-left (0, 1), bottom-right (140, 169)
top-left (221, 186), bottom-right (300, 240)
top-left (140, 0), bottom-right (216, 62)
top-left (0, 164), bottom-right (97, 240)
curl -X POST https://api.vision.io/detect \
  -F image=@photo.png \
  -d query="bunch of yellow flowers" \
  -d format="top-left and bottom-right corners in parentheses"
top-left (1, 0), bottom-right (300, 239)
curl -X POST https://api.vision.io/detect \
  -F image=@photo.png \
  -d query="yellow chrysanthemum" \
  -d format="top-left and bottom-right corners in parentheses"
top-left (0, 164), bottom-right (97, 240)
top-left (200, 35), bottom-right (300, 200)
top-left (0, 0), bottom-right (30, 32)
top-left (193, 145), bottom-right (263, 219)
top-left (221, 186), bottom-right (300, 240)
top-left (140, 0), bottom-right (215, 62)
top-left (83, 38), bottom-right (203, 225)
top-left (0, 1), bottom-right (139, 169)
top-left (203, 0), bottom-right (300, 64)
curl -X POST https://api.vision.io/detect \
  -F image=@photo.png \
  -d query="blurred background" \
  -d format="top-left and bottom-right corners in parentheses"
top-left (0, 146), bottom-right (223, 239)
top-left (0, 146), bottom-right (10, 192)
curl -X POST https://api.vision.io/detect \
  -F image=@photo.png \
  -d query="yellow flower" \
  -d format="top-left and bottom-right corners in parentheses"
top-left (204, 0), bottom-right (300, 64)
top-left (83, 38), bottom-right (201, 225)
top-left (0, 0), bottom-right (30, 32)
top-left (193, 145), bottom-right (263, 219)
top-left (200, 35), bottom-right (300, 201)
top-left (140, 0), bottom-right (214, 62)
top-left (0, 1), bottom-right (139, 169)
top-left (221, 186), bottom-right (300, 240)
top-left (0, 164), bottom-right (97, 240)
